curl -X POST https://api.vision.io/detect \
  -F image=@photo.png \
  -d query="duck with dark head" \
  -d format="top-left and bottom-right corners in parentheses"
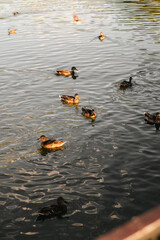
top-left (36, 197), bottom-right (67, 221)
top-left (120, 77), bottom-right (133, 88)
top-left (56, 66), bottom-right (78, 77)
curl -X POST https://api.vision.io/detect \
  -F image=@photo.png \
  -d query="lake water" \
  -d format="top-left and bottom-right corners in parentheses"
top-left (0, 0), bottom-right (160, 239)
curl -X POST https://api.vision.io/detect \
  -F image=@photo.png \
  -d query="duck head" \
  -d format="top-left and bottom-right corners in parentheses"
top-left (91, 109), bottom-right (96, 115)
top-left (74, 93), bottom-right (80, 100)
top-left (71, 66), bottom-right (78, 71)
top-left (37, 135), bottom-right (47, 141)
top-left (57, 197), bottom-right (67, 205)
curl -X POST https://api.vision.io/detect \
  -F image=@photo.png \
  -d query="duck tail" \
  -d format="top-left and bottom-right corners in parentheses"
top-left (60, 141), bottom-right (66, 147)
top-left (144, 112), bottom-right (149, 115)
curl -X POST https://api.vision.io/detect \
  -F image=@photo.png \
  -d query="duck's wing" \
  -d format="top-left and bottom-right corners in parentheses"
top-left (82, 108), bottom-right (92, 114)
top-left (144, 112), bottom-right (156, 123)
top-left (38, 204), bottom-right (57, 215)
top-left (121, 80), bottom-right (127, 84)
top-left (145, 112), bottom-right (153, 119)
top-left (82, 107), bottom-right (87, 112)
top-left (57, 70), bottom-right (71, 75)
top-left (57, 70), bottom-right (65, 74)
top-left (60, 95), bottom-right (74, 100)
top-left (42, 139), bottom-right (56, 147)
top-left (73, 13), bottom-right (79, 21)
top-left (57, 70), bottom-right (62, 73)
top-left (120, 80), bottom-right (128, 87)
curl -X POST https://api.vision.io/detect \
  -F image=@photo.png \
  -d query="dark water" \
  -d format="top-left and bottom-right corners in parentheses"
top-left (0, 0), bottom-right (160, 239)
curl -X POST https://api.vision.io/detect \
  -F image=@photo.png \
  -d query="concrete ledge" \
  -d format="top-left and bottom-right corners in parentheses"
top-left (96, 206), bottom-right (160, 240)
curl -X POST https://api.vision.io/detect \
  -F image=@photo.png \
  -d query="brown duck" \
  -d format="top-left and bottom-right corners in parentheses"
top-left (73, 13), bottom-right (83, 24)
top-left (98, 32), bottom-right (105, 41)
top-left (82, 108), bottom-right (96, 120)
top-left (56, 67), bottom-right (78, 77)
top-left (13, 12), bottom-right (19, 15)
top-left (37, 135), bottom-right (66, 149)
top-left (8, 29), bottom-right (16, 35)
top-left (59, 93), bottom-right (80, 104)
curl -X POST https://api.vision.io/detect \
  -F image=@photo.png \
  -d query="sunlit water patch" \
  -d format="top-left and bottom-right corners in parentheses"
top-left (0, 0), bottom-right (160, 239)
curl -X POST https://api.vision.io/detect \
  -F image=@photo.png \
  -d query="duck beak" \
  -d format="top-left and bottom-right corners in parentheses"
top-left (78, 96), bottom-right (80, 99)
top-left (37, 138), bottom-right (40, 140)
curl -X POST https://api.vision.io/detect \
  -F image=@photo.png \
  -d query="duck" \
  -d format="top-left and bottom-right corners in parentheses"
top-left (144, 112), bottom-right (160, 129)
top-left (8, 29), bottom-right (16, 35)
top-left (73, 13), bottom-right (82, 24)
top-left (56, 66), bottom-right (78, 77)
top-left (98, 32), bottom-right (106, 41)
top-left (36, 197), bottom-right (67, 221)
top-left (37, 135), bottom-right (66, 149)
top-left (82, 107), bottom-right (96, 120)
top-left (59, 93), bottom-right (80, 104)
top-left (120, 77), bottom-right (133, 88)
top-left (13, 12), bottom-right (19, 15)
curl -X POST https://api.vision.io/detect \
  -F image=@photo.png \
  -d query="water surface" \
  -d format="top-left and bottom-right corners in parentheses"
top-left (0, 0), bottom-right (160, 239)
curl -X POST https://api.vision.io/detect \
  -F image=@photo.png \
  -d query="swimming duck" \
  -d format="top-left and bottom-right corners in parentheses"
top-left (36, 197), bottom-right (67, 221)
top-left (8, 29), bottom-right (16, 35)
top-left (120, 77), bottom-right (133, 88)
top-left (37, 135), bottom-right (65, 149)
top-left (56, 66), bottom-right (78, 77)
top-left (144, 112), bottom-right (160, 129)
top-left (73, 13), bottom-right (82, 24)
top-left (13, 12), bottom-right (19, 15)
top-left (98, 32), bottom-right (106, 41)
top-left (82, 107), bottom-right (96, 120)
top-left (59, 93), bottom-right (80, 104)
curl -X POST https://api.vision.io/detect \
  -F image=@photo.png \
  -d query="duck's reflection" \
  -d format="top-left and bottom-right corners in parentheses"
top-left (38, 146), bottom-right (65, 156)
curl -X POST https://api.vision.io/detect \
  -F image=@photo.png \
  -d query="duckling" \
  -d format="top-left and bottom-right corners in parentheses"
top-left (8, 29), bottom-right (16, 35)
top-left (13, 12), bottom-right (19, 15)
top-left (56, 66), bottom-right (78, 77)
top-left (98, 32), bottom-right (106, 41)
top-left (36, 197), bottom-right (67, 221)
top-left (73, 13), bottom-right (82, 24)
top-left (82, 107), bottom-right (96, 120)
top-left (120, 77), bottom-right (133, 88)
top-left (59, 93), bottom-right (80, 104)
top-left (144, 112), bottom-right (160, 129)
top-left (37, 135), bottom-right (65, 149)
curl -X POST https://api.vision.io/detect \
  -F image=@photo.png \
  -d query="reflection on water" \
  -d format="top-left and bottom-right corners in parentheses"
top-left (0, 0), bottom-right (160, 239)
top-left (38, 146), bottom-right (65, 156)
